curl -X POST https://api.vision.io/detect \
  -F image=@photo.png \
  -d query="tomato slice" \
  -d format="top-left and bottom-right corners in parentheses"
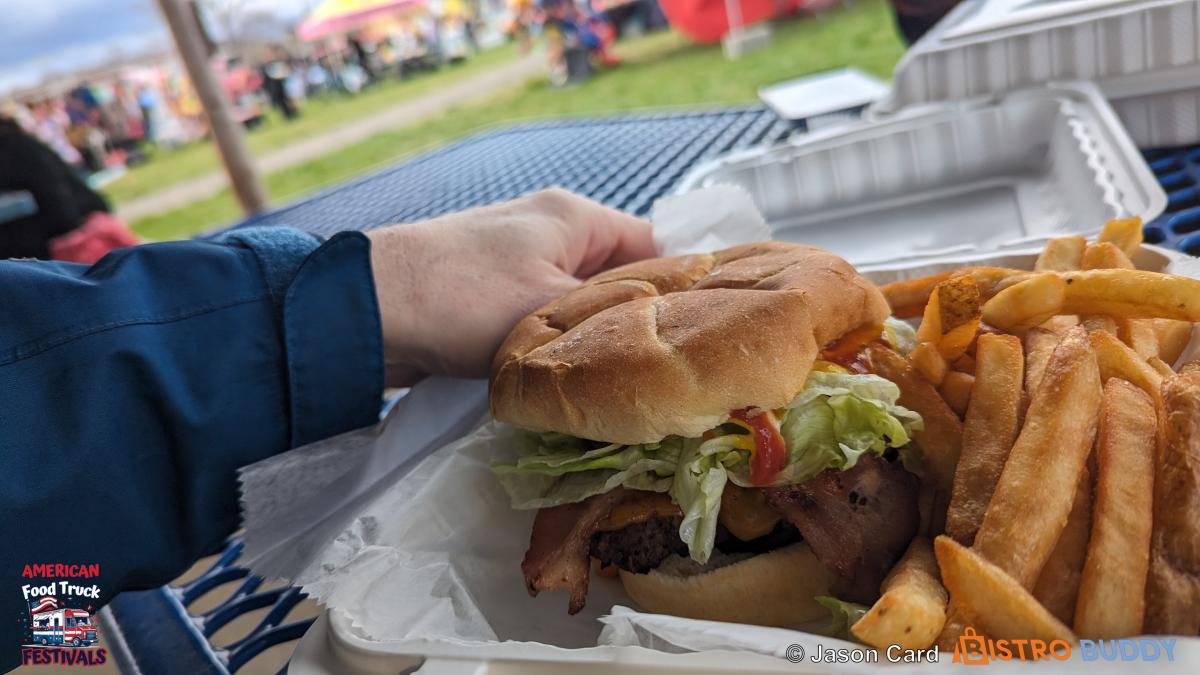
top-left (730, 408), bottom-right (788, 486)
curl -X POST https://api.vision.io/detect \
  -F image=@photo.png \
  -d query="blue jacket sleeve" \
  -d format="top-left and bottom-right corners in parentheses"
top-left (0, 229), bottom-right (384, 666)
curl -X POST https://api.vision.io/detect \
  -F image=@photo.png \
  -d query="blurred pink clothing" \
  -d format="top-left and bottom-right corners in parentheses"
top-left (49, 212), bottom-right (140, 264)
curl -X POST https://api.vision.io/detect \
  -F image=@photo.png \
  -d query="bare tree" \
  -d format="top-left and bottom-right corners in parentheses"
top-left (195, 0), bottom-right (254, 53)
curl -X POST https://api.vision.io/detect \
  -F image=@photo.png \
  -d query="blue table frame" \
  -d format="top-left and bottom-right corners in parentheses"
top-left (102, 106), bottom-right (1200, 675)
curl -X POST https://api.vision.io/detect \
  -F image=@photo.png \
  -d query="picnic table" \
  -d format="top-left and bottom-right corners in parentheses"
top-left (98, 106), bottom-right (1200, 675)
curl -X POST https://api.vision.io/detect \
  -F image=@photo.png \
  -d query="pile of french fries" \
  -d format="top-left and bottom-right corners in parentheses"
top-left (850, 218), bottom-right (1200, 653)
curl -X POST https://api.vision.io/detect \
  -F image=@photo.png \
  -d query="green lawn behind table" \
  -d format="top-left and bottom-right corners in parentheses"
top-left (124, 0), bottom-right (905, 241)
top-left (103, 45), bottom-right (521, 204)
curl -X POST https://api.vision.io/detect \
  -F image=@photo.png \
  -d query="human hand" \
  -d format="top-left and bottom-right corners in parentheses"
top-left (368, 189), bottom-right (656, 386)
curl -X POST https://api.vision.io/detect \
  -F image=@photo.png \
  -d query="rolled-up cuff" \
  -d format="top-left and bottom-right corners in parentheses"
top-left (280, 231), bottom-right (384, 446)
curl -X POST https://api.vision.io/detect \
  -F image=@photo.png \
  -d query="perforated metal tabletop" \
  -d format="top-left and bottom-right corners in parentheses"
top-left (105, 106), bottom-right (1200, 675)
top-left (233, 107), bottom-right (792, 234)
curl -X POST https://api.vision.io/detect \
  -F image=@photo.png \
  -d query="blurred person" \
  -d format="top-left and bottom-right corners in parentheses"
top-left (348, 32), bottom-right (378, 83)
top-left (0, 115), bottom-right (139, 262)
top-left (506, 0), bottom-right (537, 52)
top-left (0, 189), bottom-right (654, 670)
top-left (137, 85), bottom-right (159, 142)
top-left (261, 48), bottom-right (299, 120)
top-left (222, 57), bottom-right (266, 128)
top-left (541, 0), bottom-right (619, 85)
top-left (103, 82), bottom-right (147, 154)
top-left (28, 100), bottom-right (83, 167)
top-left (306, 58), bottom-right (332, 97)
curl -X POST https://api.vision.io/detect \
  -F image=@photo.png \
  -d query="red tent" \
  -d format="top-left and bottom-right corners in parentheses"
top-left (657, 0), bottom-right (838, 44)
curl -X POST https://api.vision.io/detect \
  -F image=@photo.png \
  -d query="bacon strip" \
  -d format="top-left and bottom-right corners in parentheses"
top-left (522, 489), bottom-right (625, 613)
top-left (764, 455), bottom-right (919, 603)
top-left (523, 456), bottom-right (919, 613)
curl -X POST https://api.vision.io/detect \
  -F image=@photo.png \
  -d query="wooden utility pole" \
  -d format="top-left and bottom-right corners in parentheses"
top-left (155, 0), bottom-right (268, 215)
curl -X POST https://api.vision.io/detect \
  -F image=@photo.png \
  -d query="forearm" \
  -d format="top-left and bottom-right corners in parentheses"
top-left (0, 230), bottom-right (383, 666)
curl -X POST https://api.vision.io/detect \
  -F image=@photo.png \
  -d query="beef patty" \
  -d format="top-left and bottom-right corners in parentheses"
top-left (589, 517), bottom-right (801, 573)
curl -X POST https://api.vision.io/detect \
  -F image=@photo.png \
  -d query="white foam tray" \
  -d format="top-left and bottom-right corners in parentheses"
top-left (676, 82), bottom-right (1165, 271)
top-left (872, 0), bottom-right (1200, 148)
top-left (289, 244), bottom-right (1196, 675)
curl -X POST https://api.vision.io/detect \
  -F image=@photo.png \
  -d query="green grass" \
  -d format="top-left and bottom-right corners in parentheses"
top-left (103, 45), bottom-right (520, 204)
top-left (128, 0), bottom-right (905, 240)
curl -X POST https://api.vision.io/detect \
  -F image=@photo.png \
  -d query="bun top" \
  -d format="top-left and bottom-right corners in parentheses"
top-left (489, 242), bottom-right (890, 444)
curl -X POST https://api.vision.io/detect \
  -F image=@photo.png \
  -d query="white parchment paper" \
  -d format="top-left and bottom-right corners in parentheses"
top-left (240, 188), bottom-right (1199, 670)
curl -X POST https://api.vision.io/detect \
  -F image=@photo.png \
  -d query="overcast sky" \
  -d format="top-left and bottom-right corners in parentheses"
top-left (0, 0), bottom-right (316, 95)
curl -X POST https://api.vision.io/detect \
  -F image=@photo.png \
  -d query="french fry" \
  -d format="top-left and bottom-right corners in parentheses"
top-left (934, 605), bottom-right (969, 651)
top-left (981, 273), bottom-right (1067, 333)
top-left (852, 537), bottom-right (948, 650)
top-left (882, 271), bottom-right (954, 319)
top-left (945, 334), bottom-right (1024, 545)
top-left (1036, 236), bottom-right (1087, 271)
top-left (939, 371), bottom-right (974, 417)
top-left (1080, 236), bottom-right (1149, 357)
top-left (1118, 318), bottom-right (1161, 359)
top-left (1097, 216), bottom-right (1144, 258)
top-left (1074, 379), bottom-right (1155, 638)
top-left (940, 324), bottom-right (980, 362)
top-left (1153, 319), bottom-right (1194, 365)
top-left (912, 276), bottom-right (982, 364)
top-left (952, 353), bottom-right (976, 375)
top-left (910, 341), bottom-right (949, 386)
top-left (1081, 315), bottom-right (1120, 335)
top-left (880, 267), bottom-right (1032, 318)
top-left (973, 326), bottom-right (1102, 588)
top-left (868, 344), bottom-right (963, 529)
top-left (1061, 270), bottom-right (1200, 321)
top-left (1081, 241), bottom-right (1135, 270)
top-left (935, 536), bottom-right (1077, 645)
top-left (1080, 238), bottom-right (1141, 344)
top-left (984, 270), bottom-right (1200, 332)
top-left (1023, 327), bottom-right (1060, 398)
top-left (1089, 330), bottom-right (1164, 408)
top-left (1040, 315), bottom-right (1080, 333)
top-left (935, 276), bottom-right (983, 362)
top-left (1144, 364), bottom-right (1200, 635)
top-left (937, 275), bottom-right (982, 333)
top-left (1148, 356), bottom-right (1174, 377)
top-left (1032, 466), bottom-right (1092, 626)
top-left (917, 287), bottom-right (943, 344)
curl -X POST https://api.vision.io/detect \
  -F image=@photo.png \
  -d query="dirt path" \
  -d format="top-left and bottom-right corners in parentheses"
top-left (117, 54), bottom-right (543, 221)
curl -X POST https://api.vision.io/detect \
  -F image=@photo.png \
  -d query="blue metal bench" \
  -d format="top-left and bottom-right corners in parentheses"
top-left (100, 107), bottom-right (1200, 674)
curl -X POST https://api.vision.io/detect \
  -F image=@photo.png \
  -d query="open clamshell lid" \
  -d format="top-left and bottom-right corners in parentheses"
top-left (679, 83), bottom-right (1166, 271)
top-left (872, 0), bottom-right (1200, 148)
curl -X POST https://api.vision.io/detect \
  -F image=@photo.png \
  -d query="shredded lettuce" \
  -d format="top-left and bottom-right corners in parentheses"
top-left (493, 371), bottom-right (923, 563)
top-left (671, 436), bottom-right (742, 564)
top-left (725, 372), bottom-right (923, 487)
top-left (815, 596), bottom-right (869, 641)
top-left (494, 436), bottom-right (680, 509)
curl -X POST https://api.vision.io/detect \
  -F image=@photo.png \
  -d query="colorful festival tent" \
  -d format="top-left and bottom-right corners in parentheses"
top-left (297, 0), bottom-right (428, 41)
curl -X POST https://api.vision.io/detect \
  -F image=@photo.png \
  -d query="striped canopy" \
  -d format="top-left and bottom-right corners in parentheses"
top-left (297, 0), bottom-right (427, 41)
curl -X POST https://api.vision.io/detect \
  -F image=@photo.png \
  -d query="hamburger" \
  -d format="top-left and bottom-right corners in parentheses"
top-left (489, 242), bottom-right (924, 626)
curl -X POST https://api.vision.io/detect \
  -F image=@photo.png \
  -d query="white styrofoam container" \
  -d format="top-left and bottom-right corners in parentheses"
top-left (291, 240), bottom-right (1197, 675)
top-left (677, 82), bottom-right (1166, 270)
top-left (871, 0), bottom-right (1200, 148)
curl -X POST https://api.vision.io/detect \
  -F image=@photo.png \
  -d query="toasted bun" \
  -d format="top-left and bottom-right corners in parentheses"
top-left (490, 242), bottom-right (890, 444)
top-left (618, 544), bottom-right (834, 626)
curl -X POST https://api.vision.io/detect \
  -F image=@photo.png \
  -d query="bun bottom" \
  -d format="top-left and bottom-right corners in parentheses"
top-left (618, 543), bottom-right (835, 627)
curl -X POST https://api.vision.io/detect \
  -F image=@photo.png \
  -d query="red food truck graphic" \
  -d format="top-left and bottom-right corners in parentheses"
top-left (29, 597), bottom-right (98, 647)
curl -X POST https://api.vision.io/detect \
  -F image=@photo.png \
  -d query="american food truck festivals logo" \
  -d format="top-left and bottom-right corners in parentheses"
top-left (18, 563), bottom-right (107, 667)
